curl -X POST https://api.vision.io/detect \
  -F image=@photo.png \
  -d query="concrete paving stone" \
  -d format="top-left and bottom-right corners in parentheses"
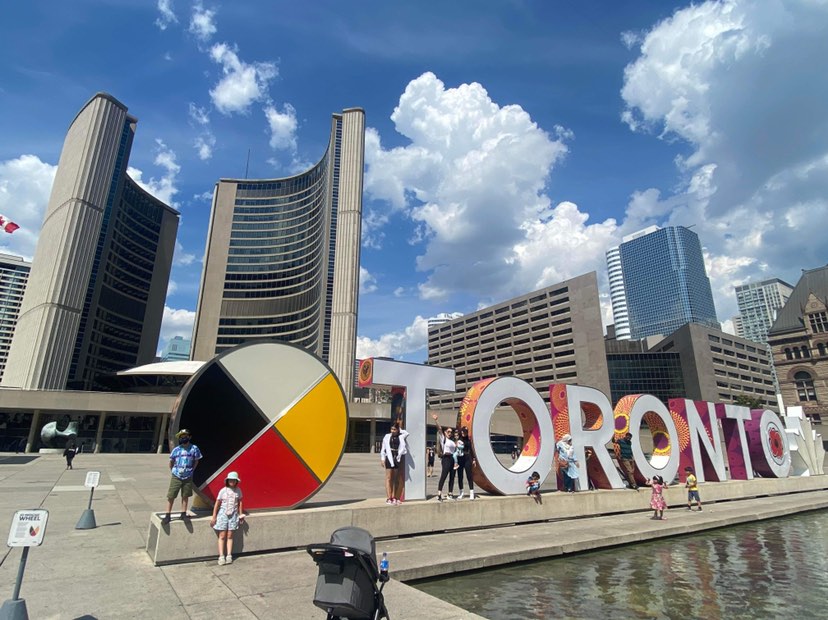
top-left (2, 452), bottom-right (828, 619)
top-left (183, 598), bottom-right (259, 619)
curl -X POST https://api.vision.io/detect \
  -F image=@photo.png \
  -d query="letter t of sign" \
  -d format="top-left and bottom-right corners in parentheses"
top-left (718, 404), bottom-right (754, 480)
top-left (365, 359), bottom-right (456, 500)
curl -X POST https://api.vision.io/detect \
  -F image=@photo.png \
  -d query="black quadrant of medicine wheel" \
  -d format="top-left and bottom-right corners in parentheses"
top-left (177, 361), bottom-right (269, 488)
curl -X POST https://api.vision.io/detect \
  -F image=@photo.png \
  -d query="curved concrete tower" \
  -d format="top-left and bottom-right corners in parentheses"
top-left (2, 93), bottom-right (178, 390)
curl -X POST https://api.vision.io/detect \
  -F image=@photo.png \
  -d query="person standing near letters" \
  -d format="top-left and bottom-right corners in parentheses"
top-left (614, 432), bottom-right (638, 490)
top-left (455, 427), bottom-right (477, 500)
top-left (162, 429), bottom-right (202, 524)
top-left (432, 414), bottom-right (457, 501)
top-left (380, 421), bottom-right (409, 505)
top-left (556, 434), bottom-right (579, 492)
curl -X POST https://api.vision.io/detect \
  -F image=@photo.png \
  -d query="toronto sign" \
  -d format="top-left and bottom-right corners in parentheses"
top-left (173, 344), bottom-right (824, 510)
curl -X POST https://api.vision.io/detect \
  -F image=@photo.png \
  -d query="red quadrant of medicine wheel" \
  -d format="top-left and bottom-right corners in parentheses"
top-left (204, 427), bottom-right (320, 510)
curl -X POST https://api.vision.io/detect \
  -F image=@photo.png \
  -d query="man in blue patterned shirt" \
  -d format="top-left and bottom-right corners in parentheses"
top-left (161, 429), bottom-right (203, 524)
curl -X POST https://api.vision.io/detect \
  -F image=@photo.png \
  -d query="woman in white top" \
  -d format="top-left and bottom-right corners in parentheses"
top-left (432, 414), bottom-right (457, 501)
top-left (380, 422), bottom-right (409, 505)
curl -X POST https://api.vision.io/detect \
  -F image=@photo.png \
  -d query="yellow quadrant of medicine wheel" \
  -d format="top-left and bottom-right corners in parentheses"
top-left (274, 372), bottom-right (347, 482)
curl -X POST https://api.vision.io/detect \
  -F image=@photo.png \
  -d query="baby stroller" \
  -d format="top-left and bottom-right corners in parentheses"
top-left (307, 526), bottom-right (390, 620)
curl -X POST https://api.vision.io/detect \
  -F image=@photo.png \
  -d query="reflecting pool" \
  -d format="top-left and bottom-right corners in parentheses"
top-left (413, 511), bottom-right (828, 619)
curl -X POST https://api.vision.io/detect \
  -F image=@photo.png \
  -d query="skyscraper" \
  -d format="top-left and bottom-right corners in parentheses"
top-left (2, 93), bottom-right (178, 390)
top-left (734, 278), bottom-right (794, 344)
top-left (606, 245), bottom-right (630, 339)
top-left (609, 226), bottom-right (719, 340)
top-left (192, 108), bottom-right (364, 400)
top-left (0, 253), bottom-right (31, 382)
top-left (160, 335), bottom-right (191, 362)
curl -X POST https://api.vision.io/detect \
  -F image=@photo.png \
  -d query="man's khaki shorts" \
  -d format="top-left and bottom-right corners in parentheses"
top-left (167, 475), bottom-right (194, 500)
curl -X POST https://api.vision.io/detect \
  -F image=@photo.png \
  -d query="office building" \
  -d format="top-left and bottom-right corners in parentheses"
top-left (428, 312), bottom-right (462, 330)
top-left (609, 226), bottom-right (719, 340)
top-left (191, 108), bottom-right (365, 400)
top-left (649, 323), bottom-right (776, 409)
top-left (767, 266), bottom-right (828, 423)
top-left (427, 272), bottom-right (610, 410)
top-left (605, 338), bottom-right (685, 406)
top-left (606, 245), bottom-right (630, 339)
top-left (160, 335), bottom-right (191, 362)
top-left (0, 254), bottom-right (31, 382)
top-left (2, 93), bottom-right (178, 391)
top-left (732, 315), bottom-right (744, 338)
top-left (734, 278), bottom-right (794, 344)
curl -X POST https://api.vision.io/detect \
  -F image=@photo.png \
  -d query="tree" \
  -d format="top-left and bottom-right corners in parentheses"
top-left (733, 395), bottom-right (764, 409)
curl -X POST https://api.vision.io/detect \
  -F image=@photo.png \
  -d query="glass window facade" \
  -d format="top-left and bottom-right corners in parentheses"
top-left (607, 352), bottom-right (686, 406)
top-left (619, 227), bottom-right (719, 340)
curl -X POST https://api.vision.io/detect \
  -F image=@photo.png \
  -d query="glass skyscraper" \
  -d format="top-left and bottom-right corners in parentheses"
top-left (614, 226), bottom-right (719, 340)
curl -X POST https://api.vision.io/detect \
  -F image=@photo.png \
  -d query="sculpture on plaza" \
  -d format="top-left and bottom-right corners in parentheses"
top-left (171, 342), bottom-right (349, 511)
top-left (40, 418), bottom-right (79, 448)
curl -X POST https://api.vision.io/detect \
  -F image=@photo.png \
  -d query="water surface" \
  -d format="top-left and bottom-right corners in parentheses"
top-left (414, 511), bottom-right (828, 619)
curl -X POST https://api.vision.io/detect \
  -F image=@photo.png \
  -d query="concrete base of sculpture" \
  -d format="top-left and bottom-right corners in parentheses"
top-left (146, 475), bottom-right (828, 566)
top-left (37, 449), bottom-right (63, 454)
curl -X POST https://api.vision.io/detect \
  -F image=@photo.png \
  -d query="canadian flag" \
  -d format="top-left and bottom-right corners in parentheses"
top-left (0, 214), bottom-right (20, 234)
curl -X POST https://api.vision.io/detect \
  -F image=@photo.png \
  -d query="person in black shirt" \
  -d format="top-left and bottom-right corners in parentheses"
top-left (456, 427), bottom-right (477, 500)
top-left (613, 432), bottom-right (638, 489)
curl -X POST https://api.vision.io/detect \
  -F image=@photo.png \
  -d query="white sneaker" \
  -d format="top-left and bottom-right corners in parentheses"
top-left (225, 555), bottom-right (233, 564)
top-left (218, 556), bottom-right (226, 566)
top-left (458, 491), bottom-right (465, 500)
top-left (470, 490), bottom-right (476, 500)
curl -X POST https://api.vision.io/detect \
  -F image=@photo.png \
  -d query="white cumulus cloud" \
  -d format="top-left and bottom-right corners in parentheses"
top-left (155, 0), bottom-right (177, 31)
top-left (359, 266), bottom-right (377, 294)
top-left (158, 305), bottom-right (196, 354)
top-left (620, 0), bottom-right (828, 322)
top-left (365, 72), bottom-right (612, 303)
top-left (356, 316), bottom-right (430, 359)
top-left (0, 154), bottom-right (57, 260)
top-left (127, 139), bottom-right (181, 206)
top-left (209, 43), bottom-right (277, 115)
top-left (264, 103), bottom-right (298, 151)
top-left (189, 1), bottom-right (217, 41)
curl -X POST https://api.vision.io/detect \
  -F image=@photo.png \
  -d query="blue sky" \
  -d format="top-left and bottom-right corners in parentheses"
top-left (2, 1), bottom-right (827, 362)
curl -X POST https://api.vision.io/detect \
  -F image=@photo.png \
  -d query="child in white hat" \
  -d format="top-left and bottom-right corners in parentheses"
top-left (210, 471), bottom-right (245, 565)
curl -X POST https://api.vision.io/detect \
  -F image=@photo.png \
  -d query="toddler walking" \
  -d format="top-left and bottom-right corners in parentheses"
top-left (648, 475), bottom-right (667, 520)
top-left (211, 471), bottom-right (244, 565)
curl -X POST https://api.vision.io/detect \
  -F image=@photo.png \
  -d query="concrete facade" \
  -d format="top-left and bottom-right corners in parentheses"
top-left (650, 322), bottom-right (777, 409)
top-left (1, 93), bottom-right (178, 391)
top-left (191, 109), bottom-right (364, 401)
top-left (0, 253), bottom-right (30, 382)
top-left (768, 266), bottom-right (828, 423)
top-left (427, 272), bottom-right (610, 410)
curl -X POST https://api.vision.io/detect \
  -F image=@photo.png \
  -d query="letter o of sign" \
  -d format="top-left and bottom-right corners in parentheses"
top-left (627, 394), bottom-right (680, 484)
top-left (746, 410), bottom-right (791, 478)
top-left (464, 376), bottom-right (555, 495)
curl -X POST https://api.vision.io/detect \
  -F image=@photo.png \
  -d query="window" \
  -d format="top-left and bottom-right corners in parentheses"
top-left (818, 343), bottom-right (826, 357)
top-left (794, 371), bottom-right (817, 402)
top-left (809, 311), bottom-right (828, 333)
top-left (785, 348), bottom-right (793, 360)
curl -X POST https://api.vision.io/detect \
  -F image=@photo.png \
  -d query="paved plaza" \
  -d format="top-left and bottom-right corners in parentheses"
top-left (1, 452), bottom-right (827, 619)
